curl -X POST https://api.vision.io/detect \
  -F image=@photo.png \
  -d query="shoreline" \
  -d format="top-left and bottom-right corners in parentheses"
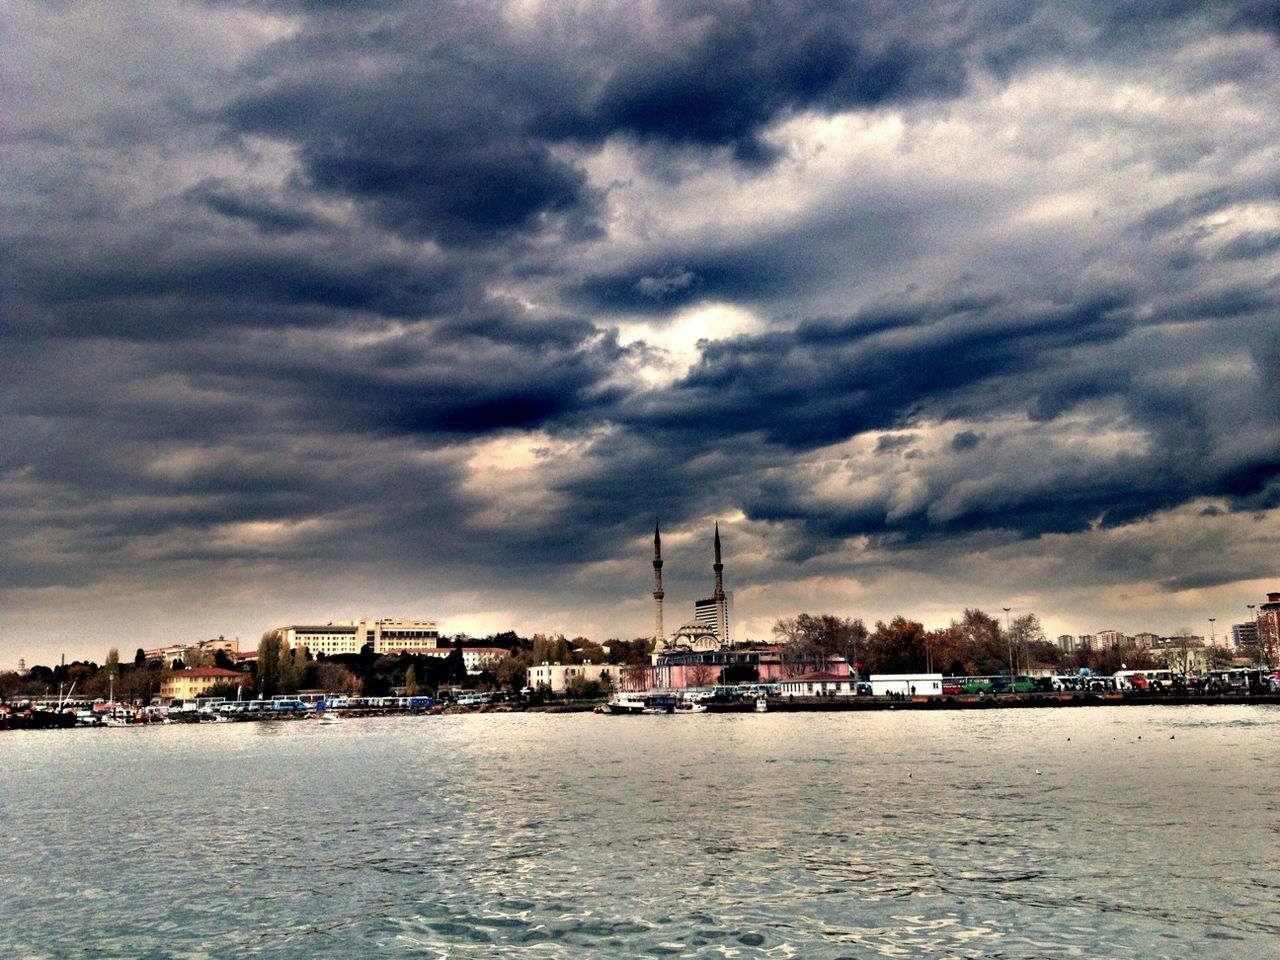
top-left (4, 691), bottom-right (1278, 731)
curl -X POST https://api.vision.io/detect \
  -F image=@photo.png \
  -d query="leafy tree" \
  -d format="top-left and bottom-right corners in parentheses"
top-left (105, 648), bottom-right (120, 679)
top-left (863, 616), bottom-right (929, 674)
top-left (257, 630), bottom-right (285, 698)
top-left (404, 664), bottom-right (419, 695)
top-left (530, 633), bottom-right (571, 664)
top-left (134, 648), bottom-right (146, 668)
top-left (565, 674), bottom-right (608, 700)
top-left (493, 651), bottom-right (529, 692)
top-left (445, 639), bottom-right (467, 686)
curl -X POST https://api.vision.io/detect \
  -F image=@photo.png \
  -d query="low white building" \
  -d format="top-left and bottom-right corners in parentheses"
top-left (779, 671), bottom-right (862, 697)
top-left (528, 661), bottom-right (623, 694)
top-left (869, 673), bottom-right (943, 696)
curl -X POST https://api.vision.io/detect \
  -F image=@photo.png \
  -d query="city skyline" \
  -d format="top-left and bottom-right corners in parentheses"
top-left (3, 2), bottom-right (1279, 665)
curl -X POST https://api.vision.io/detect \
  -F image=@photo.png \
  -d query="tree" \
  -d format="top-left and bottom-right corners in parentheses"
top-left (493, 651), bottom-right (529, 692)
top-left (956, 609), bottom-right (1005, 675)
top-left (404, 664), bottom-right (419, 695)
top-left (134, 648), bottom-right (146, 668)
top-left (105, 647), bottom-right (120, 680)
top-left (257, 630), bottom-right (285, 698)
top-left (863, 616), bottom-right (929, 674)
top-left (445, 639), bottom-right (467, 686)
top-left (565, 674), bottom-right (607, 700)
top-left (687, 662), bottom-right (718, 687)
top-left (1009, 613), bottom-right (1048, 674)
top-left (530, 633), bottom-right (571, 664)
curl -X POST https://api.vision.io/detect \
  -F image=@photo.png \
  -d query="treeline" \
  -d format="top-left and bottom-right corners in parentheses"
top-left (0, 646), bottom-right (169, 703)
top-left (772, 609), bottom-right (1155, 677)
top-left (253, 629), bottom-right (655, 699)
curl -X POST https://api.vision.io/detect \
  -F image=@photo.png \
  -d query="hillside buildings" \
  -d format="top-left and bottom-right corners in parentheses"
top-left (145, 636), bottom-right (240, 665)
top-left (160, 667), bottom-right (245, 701)
top-left (279, 618), bottom-right (441, 656)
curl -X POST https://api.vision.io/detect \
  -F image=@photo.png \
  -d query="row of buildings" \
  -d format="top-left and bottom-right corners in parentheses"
top-left (1055, 593), bottom-right (1280, 653)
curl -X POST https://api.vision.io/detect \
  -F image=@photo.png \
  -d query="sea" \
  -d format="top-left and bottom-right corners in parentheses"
top-left (1, 706), bottom-right (1277, 959)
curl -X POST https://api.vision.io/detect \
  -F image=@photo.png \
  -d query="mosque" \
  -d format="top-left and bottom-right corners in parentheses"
top-left (650, 522), bottom-right (731, 657)
top-left (625, 522), bottom-right (852, 692)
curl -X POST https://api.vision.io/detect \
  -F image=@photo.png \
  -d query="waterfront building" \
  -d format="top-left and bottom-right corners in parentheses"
top-left (528, 661), bottom-right (624, 694)
top-left (624, 645), bottom-right (850, 691)
top-left (160, 667), bottom-right (246, 701)
top-left (780, 672), bottom-right (862, 697)
top-left (869, 673), bottom-right (944, 697)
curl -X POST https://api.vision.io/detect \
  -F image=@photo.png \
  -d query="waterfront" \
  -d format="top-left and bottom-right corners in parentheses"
top-left (2, 707), bottom-right (1277, 959)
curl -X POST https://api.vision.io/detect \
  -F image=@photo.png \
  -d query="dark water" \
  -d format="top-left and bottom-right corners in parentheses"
top-left (1, 706), bottom-right (1277, 959)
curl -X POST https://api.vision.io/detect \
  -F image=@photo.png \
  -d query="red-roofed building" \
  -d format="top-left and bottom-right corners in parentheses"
top-left (161, 667), bottom-right (248, 701)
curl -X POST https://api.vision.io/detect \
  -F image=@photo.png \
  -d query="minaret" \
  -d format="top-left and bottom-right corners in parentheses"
top-left (652, 521), bottom-right (665, 643)
top-left (713, 522), bottom-right (729, 643)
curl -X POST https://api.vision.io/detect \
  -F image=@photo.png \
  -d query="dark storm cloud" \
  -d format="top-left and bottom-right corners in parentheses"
top-left (184, 178), bottom-right (320, 235)
top-left (635, 294), bottom-right (1137, 448)
top-left (4, 0), bottom-right (1280, 653)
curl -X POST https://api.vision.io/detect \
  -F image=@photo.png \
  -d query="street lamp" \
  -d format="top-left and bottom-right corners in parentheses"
top-left (1208, 617), bottom-right (1216, 645)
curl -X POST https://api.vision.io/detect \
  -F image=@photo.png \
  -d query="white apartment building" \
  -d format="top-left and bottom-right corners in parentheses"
top-left (281, 624), bottom-right (361, 657)
top-left (278, 617), bottom-right (441, 657)
top-left (528, 661), bottom-right (623, 694)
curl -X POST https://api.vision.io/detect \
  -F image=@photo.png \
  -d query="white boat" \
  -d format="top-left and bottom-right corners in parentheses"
top-left (316, 713), bottom-right (344, 725)
top-left (754, 696), bottom-right (768, 713)
top-left (674, 700), bottom-right (707, 714)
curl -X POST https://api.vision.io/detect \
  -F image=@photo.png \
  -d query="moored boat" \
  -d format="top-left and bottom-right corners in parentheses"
top-left (606, 693), bottom-right (647, 715)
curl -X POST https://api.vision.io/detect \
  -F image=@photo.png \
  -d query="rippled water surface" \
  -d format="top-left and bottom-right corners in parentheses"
top-left (2, 706), bottom-right (1278, 958)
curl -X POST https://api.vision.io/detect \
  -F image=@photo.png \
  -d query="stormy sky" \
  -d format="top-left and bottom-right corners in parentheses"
top-left (3, 1), bottom-right (1279, 665)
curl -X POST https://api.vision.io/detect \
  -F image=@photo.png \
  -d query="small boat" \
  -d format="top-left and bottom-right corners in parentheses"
top-left (642, 694), bottom-right (677, 714)
top-left (674, 699), bottom-right (707, 714)
top-left (316, 713), bottom-right (344, 725)
top-left (754, 696), bottom-right (768, 713)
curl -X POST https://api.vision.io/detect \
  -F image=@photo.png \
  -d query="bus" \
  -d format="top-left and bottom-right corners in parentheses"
top-left (1114, 669), bottom-right (1174, 691)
